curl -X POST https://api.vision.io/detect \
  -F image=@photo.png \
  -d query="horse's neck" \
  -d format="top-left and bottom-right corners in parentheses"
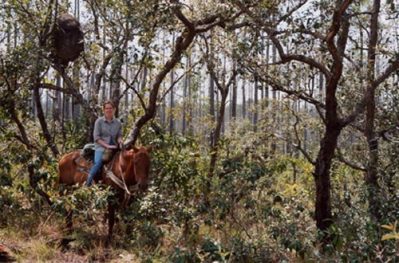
top-left (108, 151), bottom-right (137, 185)
top-left (109, 151), bottom-right (128, 176)
top-left (105, 152), bottom-right (119, 172)
top-left (117, 151), bottom-right (128, 171)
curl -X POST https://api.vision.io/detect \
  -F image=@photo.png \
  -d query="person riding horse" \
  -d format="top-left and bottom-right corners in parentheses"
top-left (86, 100), bottom-right (123, 186)
top-left (58, 100), bottom-right (151, 241)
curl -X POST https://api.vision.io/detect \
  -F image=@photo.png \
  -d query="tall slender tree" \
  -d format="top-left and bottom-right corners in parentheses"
top-left (236, 0), bottom-right (399, 241)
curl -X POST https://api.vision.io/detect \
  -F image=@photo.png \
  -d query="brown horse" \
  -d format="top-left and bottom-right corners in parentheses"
top-left (58, 146), bottom-right (151, 241)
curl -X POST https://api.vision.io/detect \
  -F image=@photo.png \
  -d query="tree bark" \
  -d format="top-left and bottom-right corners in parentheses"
top-left (33, 78), bottom-right (59, 157)
top-left (231, 62), bottom-right (237, 120)
top-left (253, 74), bottom-right (258, 131)
top-left (169, 69), bottom-right (175, 135)
top-left (9, 104), bottom-right (52, 206)
top-left (209, 72), bottom-right (216, 124)
top-left (314, 124), bottom-right (342, 232)
top-left (364, 0), bottom-right (381, 222)
top-left (209, 89), bottom-right (228, 177)
top-left (242, 79), bottom-right (246, 119)
top-left (110, 49), bottom-right (125, 117)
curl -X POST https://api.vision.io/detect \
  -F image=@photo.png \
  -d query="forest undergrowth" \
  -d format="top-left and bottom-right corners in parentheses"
top-left (0, 124), bottom-right (398, 262)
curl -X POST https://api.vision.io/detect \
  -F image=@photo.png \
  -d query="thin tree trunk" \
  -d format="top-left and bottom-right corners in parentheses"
top-left (187, 54), bottom-right (193, 135)
top-left (110, 50), bottom-right (124, 117)
top-left (182, 55), bottom-right (189, 135)
top-left (242, 79), bottom-right (246, 119)
top-left (72, 62), bottom-right (81, 122)
top-left (209, 89), bottom-right (228, 177)
top-left (271, 44), bottom-right (277, 153)
top-left (364, 0), bottom-right (381, 222)
top-left (209, 73), bottom-right (216, 123)
top-left (32, 46), bottom-right (60, 158)
top-left (9, 105), bottom-right (52, 206)
top-left (169, 69), bottom-right (175, 135)
top-left (52, 74), bottom-right (61, 134)
top-left (33, 84), bottom-right (59, 157)
top-left (124, 6), bottom-right (235, 147)
top-left (253, 75), bottom-right (258, 132)
top-left (125, 28), bottom-right (197, 146)
top-left (231, 67), bottom-right (237, 120)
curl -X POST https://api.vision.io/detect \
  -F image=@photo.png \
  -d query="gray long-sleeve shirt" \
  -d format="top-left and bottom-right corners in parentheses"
top-left (93, 116), bottom-right (122, 151)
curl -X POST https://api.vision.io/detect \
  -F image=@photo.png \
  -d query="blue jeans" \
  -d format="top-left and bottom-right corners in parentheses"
top-left (86, 150), bottom-right (104, 186)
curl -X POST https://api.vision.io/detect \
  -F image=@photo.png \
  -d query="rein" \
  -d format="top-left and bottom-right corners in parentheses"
top-left (74, 156), bottom-right (91, 174)
top-left (74, 150), bottom-right (135, 196)
top-left (104, 151), bottom-right (133, 196)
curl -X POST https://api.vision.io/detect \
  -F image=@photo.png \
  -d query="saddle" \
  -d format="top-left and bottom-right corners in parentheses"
top-left (80, 143), bottom-right (116, 163)
top-left (75, 144), bottom-right (119, 184)
top-left (81, 143), bottom-right (95, 162)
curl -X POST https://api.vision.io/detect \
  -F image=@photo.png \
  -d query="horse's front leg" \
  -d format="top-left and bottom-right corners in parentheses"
top-left (59, 209), bottom-right (75, 250)
top-left (66, 210), bottom-right (73, 232)
top-left (106, 200), bottom-right (115, 244)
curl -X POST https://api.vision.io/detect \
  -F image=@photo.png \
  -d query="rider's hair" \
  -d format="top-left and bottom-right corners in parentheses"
top-left (103, 100), bottom-right (115, 109)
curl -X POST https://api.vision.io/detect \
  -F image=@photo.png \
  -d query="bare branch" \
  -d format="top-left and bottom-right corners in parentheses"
top-left (171, 1), bottom-right (195, 30)
top-left (234, 1), bottom-right (331, 78)
top-left (326, 0), bottom-right (353, 64)
top-left (277, 0), bottom-right (309, 24)
top-left (335, 149), bottom-right (366, 171)
top-left (291, 110), bottom-right (316, 164)
top-left (160, 59), bottom-right (201, 101)
top-left (251, 69), bottom-right (326, 109)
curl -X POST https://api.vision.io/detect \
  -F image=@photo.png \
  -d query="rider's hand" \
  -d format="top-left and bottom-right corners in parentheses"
top-left (107, 145), bottom-right (117, 149)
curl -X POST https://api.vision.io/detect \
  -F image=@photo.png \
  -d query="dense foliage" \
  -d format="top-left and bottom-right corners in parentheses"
top-left (1, 0), bottom-right (398, 262)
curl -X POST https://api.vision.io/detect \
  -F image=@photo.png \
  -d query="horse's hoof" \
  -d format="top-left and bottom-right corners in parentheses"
top-left (59, 237), bottom-right (75, 251)
top-left (0, 244), bottom-right (16, 262)
top-left (105, 235), bottom-right (113, 247)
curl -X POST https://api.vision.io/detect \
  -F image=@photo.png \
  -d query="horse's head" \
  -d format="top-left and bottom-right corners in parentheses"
top-left (123, 146), bottom-right (151, 191)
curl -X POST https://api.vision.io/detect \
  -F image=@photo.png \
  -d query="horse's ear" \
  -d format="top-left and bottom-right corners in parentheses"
top-left (146, 145), bottom-right (153, 153)
top-left (132, 146), bottom-right (139, 153)
top-left (126, 150), bottom-right (135, 157)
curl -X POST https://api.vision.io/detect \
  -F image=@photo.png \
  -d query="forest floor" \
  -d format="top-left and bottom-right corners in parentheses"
top-left (0, 216), bottom-right (144, 262)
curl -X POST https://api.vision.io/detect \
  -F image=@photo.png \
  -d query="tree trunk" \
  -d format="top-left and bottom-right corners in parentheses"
top-left (110, 51), bottom-right (124, 117)
top-left (33, 79), bottom-right (59, 157)
top-left (182, 55), bottom-right (189, 135)
top-left (125, 28), bottom-right (198, 147)
top-left (52, 73), bottom-right (61, 135)
top-left (9, 102), bottom-right (52, 207)
top-left (253, 75), bottom-right (258, 131)
top-left (314, 125), bottom-right (341, 232)
top-left (72, 62), bottom-right (81, 122)
top-left (364, 0), bottom-right (381, 222)
top-left (124, 7), bottom-right (235, 147)
top-left (34, 86), bottom-right (59, 156)
top-left (209, 89), bottom-right (228, 177)
top-left (231, 64), bottom-right (237, 120)
top-left (209, 73), bottom-right (216, 122)
top-left (169, 69), bottom-right (175, 135)
top-left (242, 79), bottom-right (246, 119)
top-left (187, 54), bottom-right (194, 135)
